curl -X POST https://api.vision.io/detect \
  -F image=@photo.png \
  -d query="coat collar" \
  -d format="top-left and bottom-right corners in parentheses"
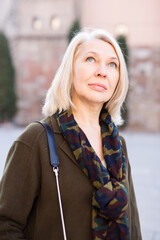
top-left (49, 114), bottom-right (80, 169)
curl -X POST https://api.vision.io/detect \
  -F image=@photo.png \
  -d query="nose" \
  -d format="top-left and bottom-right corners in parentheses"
top-left (95, 64), bottom-right (107, 78)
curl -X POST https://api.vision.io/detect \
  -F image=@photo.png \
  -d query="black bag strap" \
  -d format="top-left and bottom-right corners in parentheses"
top-left (35, 121), bottom-right (67, 240)
top-left (35, 121), bottom-right (59, 168)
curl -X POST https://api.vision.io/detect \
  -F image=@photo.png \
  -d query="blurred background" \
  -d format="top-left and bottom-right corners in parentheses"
top-left (0, 0), bottom-right (160, 239)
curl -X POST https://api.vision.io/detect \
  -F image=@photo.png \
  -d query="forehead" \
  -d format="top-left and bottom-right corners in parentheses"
top-left (76, 39), bottom-right (118, 58)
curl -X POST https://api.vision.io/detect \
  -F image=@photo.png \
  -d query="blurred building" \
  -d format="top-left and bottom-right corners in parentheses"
top-left (0, 0), bottom-right (160, 131)
top-left (81, 0), bottom-right (160, 132)
top-left (0, 0), bottom-right (78, 124)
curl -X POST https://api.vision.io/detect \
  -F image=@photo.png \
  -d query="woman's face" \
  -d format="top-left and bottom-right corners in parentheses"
top-left (72, 39), bottom-right (120, 108)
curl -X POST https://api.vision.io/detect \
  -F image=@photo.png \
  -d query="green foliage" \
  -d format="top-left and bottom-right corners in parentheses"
top-left (116, 35), bottom-right (129, 129)
top-left (0, 32), bottom-right (17, 122)
top-left (68, 19), bottom-right (81, 43)
top-left (116, 35), bottom-right (129, 68)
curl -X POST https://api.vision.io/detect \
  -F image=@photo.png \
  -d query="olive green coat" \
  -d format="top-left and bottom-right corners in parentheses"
top-left (0, 115), bottom-right (142, 239)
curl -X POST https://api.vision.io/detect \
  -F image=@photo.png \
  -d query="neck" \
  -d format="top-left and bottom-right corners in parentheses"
top-left (71, 99), bottom-right (103, 128)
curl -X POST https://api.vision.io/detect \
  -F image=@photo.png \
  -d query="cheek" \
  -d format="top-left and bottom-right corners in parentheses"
top-left (109, 71), bottom-right (119, 88)
top-left (74, 65), bottom-right (92, 86)
top-left (73, 72), bottom-right (83, 90)
top-left (74, 63), bottom-right (84, 82)
top-left (73, 68), bottom-right (85, 92)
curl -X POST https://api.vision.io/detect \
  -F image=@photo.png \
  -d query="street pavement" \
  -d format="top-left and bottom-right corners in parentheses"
top-left (0, 123), bottom-right (160, 240)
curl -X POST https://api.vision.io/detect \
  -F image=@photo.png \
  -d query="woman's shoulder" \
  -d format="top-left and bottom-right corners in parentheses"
top-left (15, 116), bottom-right (52, 148)
top-left (119, 134), bottom-right (127, 149)
top-left (119, 133), bottom-right (129, 163)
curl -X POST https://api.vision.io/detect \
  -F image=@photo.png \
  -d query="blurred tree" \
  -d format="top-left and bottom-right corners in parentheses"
top-left (68, 19), bottom-right (81, 43)
top-left (116, 35), bottom-right (129, 129)
top-left (117, 35), bottom-right (129, 67)
top-left (0, 32), bottom-right (17, 122)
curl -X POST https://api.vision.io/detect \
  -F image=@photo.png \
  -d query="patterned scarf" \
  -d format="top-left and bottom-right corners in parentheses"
top-left (55, 108), bottom-right (130, 240)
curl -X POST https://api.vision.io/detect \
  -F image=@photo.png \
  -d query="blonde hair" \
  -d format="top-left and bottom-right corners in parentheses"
top-left (42, 28), bottom-right (129, 125)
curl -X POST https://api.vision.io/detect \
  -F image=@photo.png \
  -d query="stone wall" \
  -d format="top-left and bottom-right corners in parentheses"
top-left (128, 47), bottom-right (160, 132)
top-left (14, 37), bottom-right (67, 125)
top-left (13, 0), bottom-right (76, 125)
top-left (1, 0), bottom-right (159, 132)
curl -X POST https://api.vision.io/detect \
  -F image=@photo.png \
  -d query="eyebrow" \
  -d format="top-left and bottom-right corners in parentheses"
top-left (83, 51), bottom-right (119, 61)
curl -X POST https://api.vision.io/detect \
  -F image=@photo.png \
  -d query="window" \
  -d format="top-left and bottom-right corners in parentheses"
top-left (50, 16), bottom-right (61, 30)
top-left (32, 17), bottom-right (42, 30)
top-left (115, 24), bottom-right (128, 36)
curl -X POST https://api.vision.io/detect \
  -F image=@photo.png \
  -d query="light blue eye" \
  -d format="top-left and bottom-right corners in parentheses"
top-left (86, 57), bottom-right (95, 62)
top-left (109, 62), bottom-right (117, 68)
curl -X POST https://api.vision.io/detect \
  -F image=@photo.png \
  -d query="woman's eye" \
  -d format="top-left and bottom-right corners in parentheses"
top-left (86, 57), bottom-right (95, 62)
top-left (109, 62), bottom-right (117, 68)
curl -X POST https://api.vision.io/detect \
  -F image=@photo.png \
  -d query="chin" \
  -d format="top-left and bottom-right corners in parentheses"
top-left (86, 93), bottom-right (110, 104)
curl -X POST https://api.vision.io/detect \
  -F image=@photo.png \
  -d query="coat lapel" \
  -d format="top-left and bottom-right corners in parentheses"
top-left (50, 114), bottom-right (80, 169)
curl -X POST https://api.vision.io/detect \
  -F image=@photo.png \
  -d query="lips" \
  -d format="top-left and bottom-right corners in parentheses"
top-left (88, 83), bottom-right (107, 91)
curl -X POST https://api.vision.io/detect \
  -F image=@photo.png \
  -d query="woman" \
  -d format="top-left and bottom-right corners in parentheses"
top-left (0, 28), bottom-right (142, 239)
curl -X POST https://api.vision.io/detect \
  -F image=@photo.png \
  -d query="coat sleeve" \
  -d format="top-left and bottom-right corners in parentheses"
top-left (0, 137), bottom-right (41, 239)
top-left (121, 136), bottom-right (142, 240)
